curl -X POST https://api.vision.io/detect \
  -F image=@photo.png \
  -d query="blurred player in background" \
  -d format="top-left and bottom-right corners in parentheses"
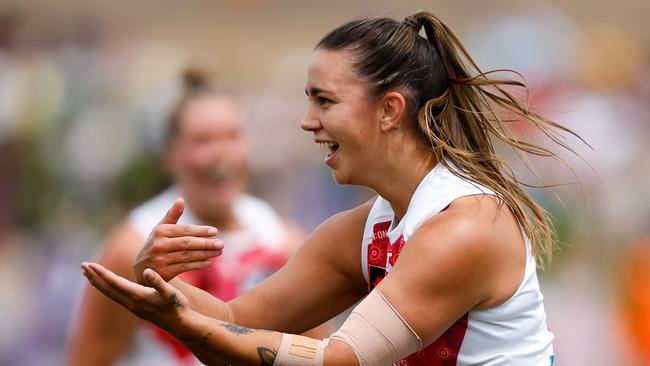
top-left (68, 68), bottom-right (324, 366)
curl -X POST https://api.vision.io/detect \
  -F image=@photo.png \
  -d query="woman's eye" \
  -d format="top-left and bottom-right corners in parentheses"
top-left (306, 95), bottom-right (333, 106)
top-left (318, 97), bottom-right (331, 105)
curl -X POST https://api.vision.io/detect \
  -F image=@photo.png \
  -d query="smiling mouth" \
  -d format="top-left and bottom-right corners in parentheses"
top-left (318, 142), bottom-right (339, 159)
top-left (207, 164), bottom-right (235, 184)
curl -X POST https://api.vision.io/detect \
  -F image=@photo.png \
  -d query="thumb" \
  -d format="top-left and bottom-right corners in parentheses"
top-left (143, 268), bottom-right (176, 298)
top-left (158, 198), bottom-right (185, 225)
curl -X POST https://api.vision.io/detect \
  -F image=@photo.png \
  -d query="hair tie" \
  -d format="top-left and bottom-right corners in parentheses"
top-left (403, 16), bottom-right (421, 32)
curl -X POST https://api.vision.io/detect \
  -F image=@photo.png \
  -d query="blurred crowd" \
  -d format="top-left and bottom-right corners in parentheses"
top-left (0, 1), bottom-right (648, 365)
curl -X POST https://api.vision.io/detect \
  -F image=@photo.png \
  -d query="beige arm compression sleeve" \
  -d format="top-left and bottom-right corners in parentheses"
top-left (273, 290), bottom-right (421, 366)
top-left (330, 289), bottom-right (423, 366)
top-left (273, 334), bottom-right (329, 365)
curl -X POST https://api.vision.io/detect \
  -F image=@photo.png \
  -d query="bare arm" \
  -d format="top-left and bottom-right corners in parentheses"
top-left (68, 223), bottom-right (142, 366)
top-left (79, 198), bottom-right (374, 365)
top-left (82, 264), bottom-right (359, 365)
top-left (280, 220), bottom-right (331, 339)
top-left (227, 202), bottom-right (371, 333)
top-left (376, 195), bottom-right (526, 345)
top-left (80, 195), bottom-right (524, 365)
top-left (136, 198), bottom-right (373, 333)
top-left (178, 195), bottom-right (525, 364)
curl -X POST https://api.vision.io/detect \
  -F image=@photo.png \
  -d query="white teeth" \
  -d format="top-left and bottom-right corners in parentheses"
top-left (317, 142), bottom-right (338, 149)
top-left (316, 141), bottom-right (338, 159)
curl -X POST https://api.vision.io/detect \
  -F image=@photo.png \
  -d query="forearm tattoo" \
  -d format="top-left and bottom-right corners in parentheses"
top-left (200, 331), bottom-right (212, 348)
top-left (256, 347), bottom-right (277, 366)
top-left (216, 323), bottom-right (275, 364)
top-left (168, 293), bottom-right (184, 309)
top-left (220, 323), bottom-right (257, 335)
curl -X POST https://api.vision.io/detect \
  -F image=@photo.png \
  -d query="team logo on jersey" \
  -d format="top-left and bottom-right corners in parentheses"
top-left (367, 221), bottom-right (409, 291)
top-left (368, 221), bottom-right (392, 291)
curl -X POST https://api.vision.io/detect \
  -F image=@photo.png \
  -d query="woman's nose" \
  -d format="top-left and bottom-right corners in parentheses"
top-left (301, 111), bottom-right (322, 132)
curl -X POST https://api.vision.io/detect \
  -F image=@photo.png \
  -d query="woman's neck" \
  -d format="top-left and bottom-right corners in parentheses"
top-left (368, 141), bottom-right (438, 220)
top-left (205, 214), bottom-right (241, 233)
top-left (190, 204), bottom-right (241, 233)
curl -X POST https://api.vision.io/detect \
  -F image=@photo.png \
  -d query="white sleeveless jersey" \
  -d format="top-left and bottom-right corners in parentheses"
top-left (118, 187), bottom-right (289, 366)
top-left (361, 163), bottom-right (555, 366)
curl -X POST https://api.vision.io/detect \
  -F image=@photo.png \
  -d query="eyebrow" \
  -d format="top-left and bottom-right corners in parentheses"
top-left (305, 87), bottom-right (332, 96)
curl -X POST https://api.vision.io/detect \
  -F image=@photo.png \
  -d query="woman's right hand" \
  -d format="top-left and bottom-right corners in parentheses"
top-left (133, 198), bottom-right (224, 284)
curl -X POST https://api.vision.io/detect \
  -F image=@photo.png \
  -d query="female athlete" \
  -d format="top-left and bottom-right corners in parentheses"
top-left (81, 11), bottom-right (582, 365)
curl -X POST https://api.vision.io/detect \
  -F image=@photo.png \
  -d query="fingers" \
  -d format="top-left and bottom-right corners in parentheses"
top-left (153, 224), bottom-right (218, 239)
top-left (164, 249), bottom-right (222, 265)
top-left (82, 263), bottom-right (124, 304)
top-left (143, 269), bottom-right (188, 311)
top-left (158, 198), bottom-right (185, 226)
top-left (143, 268), bottom-right (176, 299)
top-left (156, 236), bottom-right (223, 252)
top-left (161, 260), bottom-right (212, 279)
top-left (82, 262), bottom-right (188, 323)
top-left (145, 245), bottom-right (219, 280)
top-left (82, 262), bottom-right (150, 308)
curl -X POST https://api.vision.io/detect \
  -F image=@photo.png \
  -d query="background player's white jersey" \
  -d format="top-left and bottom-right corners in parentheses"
top-left (119, 187), bottom-right (289, 366)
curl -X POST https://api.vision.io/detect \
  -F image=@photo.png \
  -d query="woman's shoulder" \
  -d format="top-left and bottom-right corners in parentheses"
top-left (417, 194), bottom-right (521, 251)
top-left (408, 194), bottom-right (527, 308)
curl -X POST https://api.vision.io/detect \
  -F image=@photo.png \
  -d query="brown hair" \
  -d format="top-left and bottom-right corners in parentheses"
top-left (165, 67), bottom-right (216, 146)
top-left (317, 11), bottom-right (588, 268)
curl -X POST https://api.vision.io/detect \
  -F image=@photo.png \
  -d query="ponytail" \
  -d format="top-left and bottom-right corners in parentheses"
top-left (181, 67), bottom-right (212, 94)
top-left (165, 67), bottom-right (216, 145)
top-left (317, 11), bottom-right (589, 268)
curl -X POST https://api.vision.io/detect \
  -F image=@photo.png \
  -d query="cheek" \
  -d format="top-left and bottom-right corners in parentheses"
top-left (344, 103), bottom-right (376, 141)
top-left (215, 139), bottom-right (248, 163)
top-left (178, 146), bottom-right (212, 173)
top-left (233, 143), bottom-right (250, 168)
top-left (342, 119), bottom-right (373, 154)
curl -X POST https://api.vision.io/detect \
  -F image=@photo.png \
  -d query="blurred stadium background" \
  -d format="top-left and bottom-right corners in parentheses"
top-left (0, 0), bottom-right (648, 365)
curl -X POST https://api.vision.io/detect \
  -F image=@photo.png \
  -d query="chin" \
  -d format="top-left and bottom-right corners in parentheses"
top-left (331, 168), bottom-right (354, 186)
top-left (210, 190), bottom-right (239, 207)
top-left (197, 199), bottom-right (233, 217)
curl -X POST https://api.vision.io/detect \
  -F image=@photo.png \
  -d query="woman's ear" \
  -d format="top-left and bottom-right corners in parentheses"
top-left (379, 91), bottom-right (407, 132)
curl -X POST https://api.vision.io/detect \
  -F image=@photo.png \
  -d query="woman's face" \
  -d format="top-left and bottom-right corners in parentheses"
top-left (302, 49), bottom-right (383, 186)
top-left (167, 96), bottom-right (249, 219)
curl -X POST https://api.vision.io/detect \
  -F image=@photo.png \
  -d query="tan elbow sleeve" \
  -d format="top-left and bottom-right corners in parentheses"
top-left (273, 334), bottom-right (329, 365)
top-left (330, 289), bottom-right (422, 366)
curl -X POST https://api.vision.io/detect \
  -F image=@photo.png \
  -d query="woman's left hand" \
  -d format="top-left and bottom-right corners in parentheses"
top-left (81, 262), bottom-right (190, 330)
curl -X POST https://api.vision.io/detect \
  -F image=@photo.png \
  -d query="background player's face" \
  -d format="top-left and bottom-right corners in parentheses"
top-left (167, 96), bottom-right (249, 220)
top-left (302, 48), bottom-right (383, 186)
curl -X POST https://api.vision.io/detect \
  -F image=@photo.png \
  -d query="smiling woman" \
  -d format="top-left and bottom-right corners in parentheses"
top-left (303, 50), bottom-right (386, 186)
top-left (81, 10), bottom-right (583, 366)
